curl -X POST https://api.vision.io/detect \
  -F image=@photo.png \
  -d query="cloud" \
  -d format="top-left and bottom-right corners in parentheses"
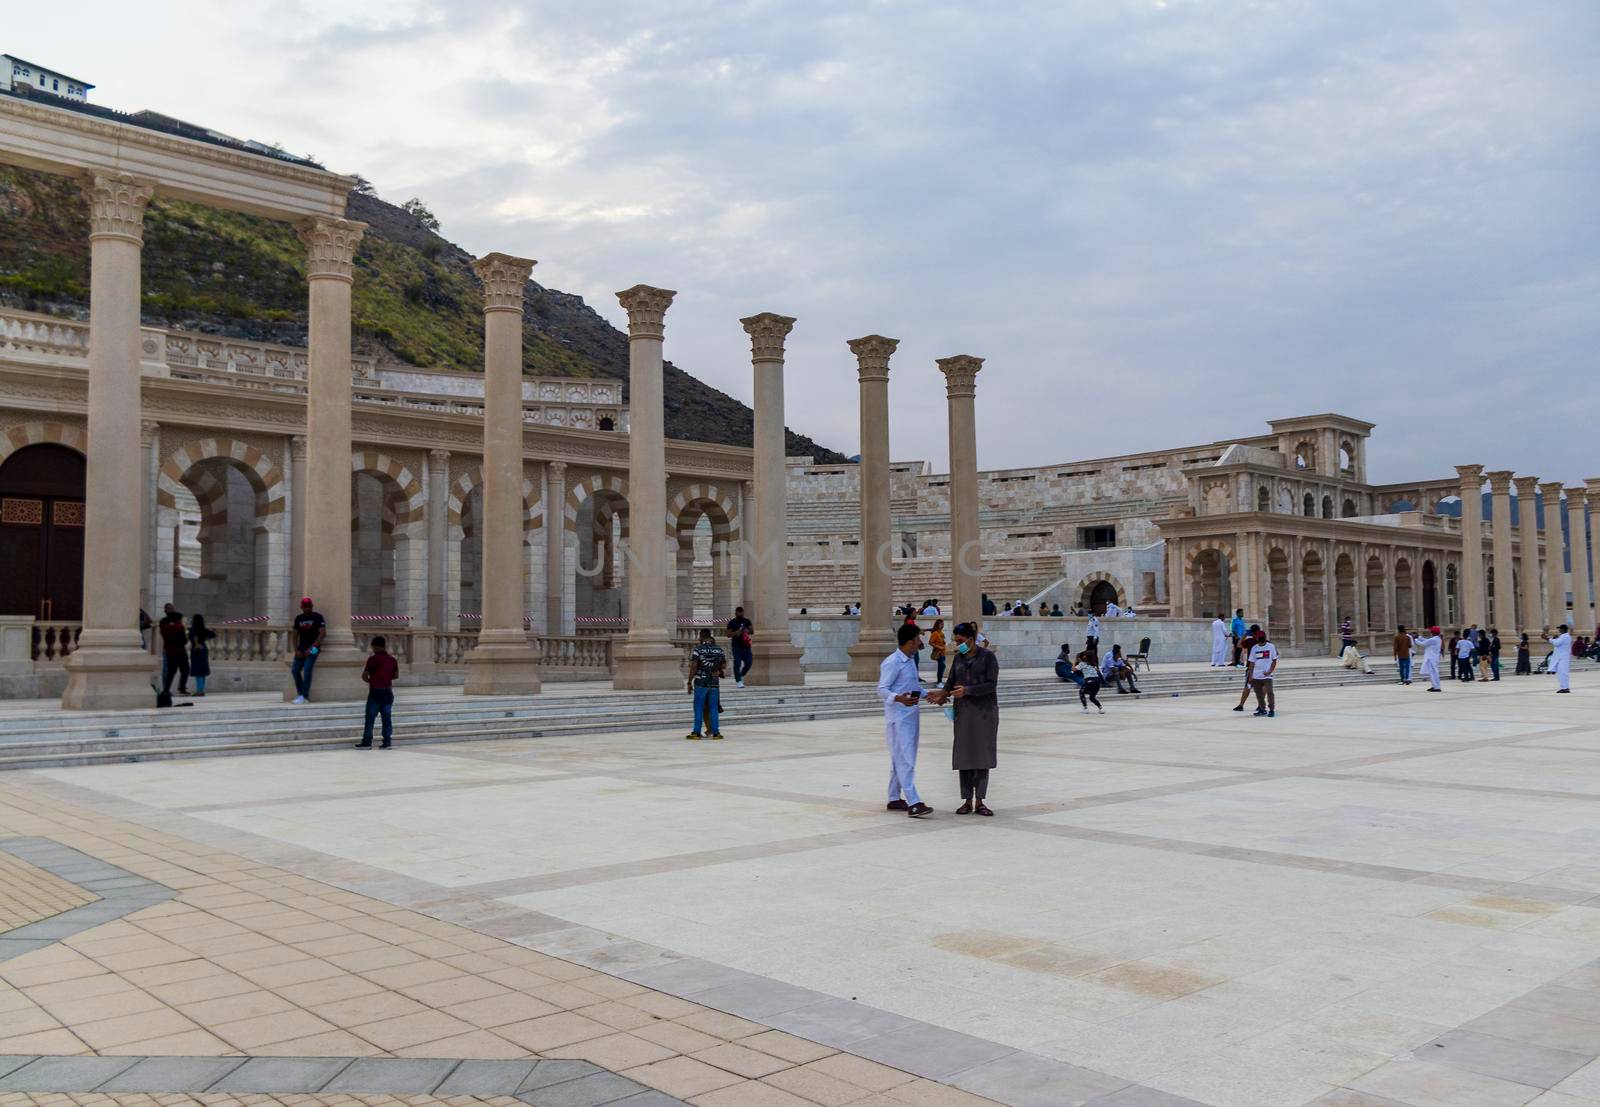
top-left (11, 0), bottom-right (1599, 483)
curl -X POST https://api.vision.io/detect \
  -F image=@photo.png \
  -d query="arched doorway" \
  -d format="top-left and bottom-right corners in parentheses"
top-left (1301, 550), bottom-right (1325, 645)
top-left (0, 444), bottom-right (85, 620)
top-left (1085, 580), bottom-right (1118, 615)
top-left (1395, 557), bottom-right (1415, 627)
top-left (673, 493), bottom-right (737, 623)
top-left (1421, 559), bottom-right (1437, 627)
top-left (1267, 548), bottom-right (1290, 636)
top-left (1190, 548), bottom-right (1231, 619)
top-left (1365, 555), bottom-right (1386, 631)
top-left (1334, 553), bottom-right (1357, 631)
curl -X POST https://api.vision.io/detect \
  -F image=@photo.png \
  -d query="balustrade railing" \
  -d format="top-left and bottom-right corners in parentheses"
top-left (30, 622), bottom-right (81, 663)
top-left (537, 635), bottom-right (613, 672)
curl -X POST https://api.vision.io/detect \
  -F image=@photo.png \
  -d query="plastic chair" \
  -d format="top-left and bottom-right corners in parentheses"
top-left (1129, 637), bottom-right (1152, 671)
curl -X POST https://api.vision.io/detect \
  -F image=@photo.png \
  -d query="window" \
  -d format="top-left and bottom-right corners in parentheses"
top-left (1321, 495), bottom-right (1334, 519)
top-left (1257, 487), bottom-right (1270, 512)
top-left (51, 78), bottom-right (58, 90)
top-left (1079, 526), bottom-right (1116, 549)
top-left (1303, 493), bottom-right (1315, 517)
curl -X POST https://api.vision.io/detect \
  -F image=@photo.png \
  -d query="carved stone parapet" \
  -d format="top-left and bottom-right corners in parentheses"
top-left (936, 354), bottom-right (984, 398)
top-left (616, 285), bottom-right (676, 340)
top-left (740, 313), bottom-right (796, 363)
top-left (847, 335), bottom-right (898, 382)
top-left (472, 253), bottom-right (535, 313)
top-left (297, 217), bottom-right (367, 282)
top-left (81, 173), bottom-right (154, 244)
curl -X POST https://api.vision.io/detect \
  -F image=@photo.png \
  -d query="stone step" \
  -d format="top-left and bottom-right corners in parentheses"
top-left (0, 668), bottom-right (1381, 770)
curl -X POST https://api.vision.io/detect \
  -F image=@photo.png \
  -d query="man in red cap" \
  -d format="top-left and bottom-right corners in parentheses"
top-left (1412, 625), bottom-right (1443, 692)
top-left (290, 597), bottom-right (326, 704)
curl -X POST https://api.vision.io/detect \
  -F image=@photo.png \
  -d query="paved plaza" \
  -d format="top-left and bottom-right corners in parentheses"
top-left (1, 675), bottom-right (1599, 1105)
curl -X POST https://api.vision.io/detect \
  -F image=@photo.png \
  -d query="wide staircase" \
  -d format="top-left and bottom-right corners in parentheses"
top-left (787, 553), bottom-right (1064, 612)
top-left (0, 662), bottom-right (1381, 771)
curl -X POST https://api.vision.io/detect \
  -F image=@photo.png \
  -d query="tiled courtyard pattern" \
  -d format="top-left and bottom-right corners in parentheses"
top-left (2, 675), bottom-right (1600, 1104)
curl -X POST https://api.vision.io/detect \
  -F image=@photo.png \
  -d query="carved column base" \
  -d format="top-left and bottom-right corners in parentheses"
top-left (612, 639), bottom-right (685, 691)
top-left (60, 632), bottom-right (155, 711)
top-left (282, 643), bottom-right (368, 703)
top-left (745, 640), bottom-right (806, 686)
top-left (846, 630), bottom-right (897, 683)
top-left (463, 630), bottom-right (542, 696)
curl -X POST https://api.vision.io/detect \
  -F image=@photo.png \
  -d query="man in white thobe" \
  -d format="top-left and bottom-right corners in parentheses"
top-left (1546, 624), bottom-right (1573, 693)
top-left (1413, 626), bottom-right (1443, 691)
top-left (1104, 600), bottom-right (1122, 619)
top-left (1210, 617), bottom-right (1229, 666)
top-left (878, 624), bottom-right (932, 817)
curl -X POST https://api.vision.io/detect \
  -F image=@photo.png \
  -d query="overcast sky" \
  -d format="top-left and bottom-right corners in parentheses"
top-left (13, 1), bottom-right (1599, 482)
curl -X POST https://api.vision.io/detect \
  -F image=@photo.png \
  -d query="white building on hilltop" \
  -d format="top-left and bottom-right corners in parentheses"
top-left (2, 56), bottom-right (92, 101)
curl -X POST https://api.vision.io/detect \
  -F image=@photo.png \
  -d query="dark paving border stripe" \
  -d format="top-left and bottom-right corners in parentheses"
top-left (0, 836), bottom-right (176, 961)
top-left (0, 1054), bottom-right (685, 1103)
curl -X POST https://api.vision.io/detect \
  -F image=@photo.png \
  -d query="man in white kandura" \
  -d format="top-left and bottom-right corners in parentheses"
top-left (1413, 625), bottom-right (1443, 692)
top-left (1104, 599), bottom-right (1122, 619)
top-left (1210, 616), bottom-right (1229, 666)
top-left (878, 623), bottom-right (933, 818)
top-left (1546, 624), bottom-right (1574, 693)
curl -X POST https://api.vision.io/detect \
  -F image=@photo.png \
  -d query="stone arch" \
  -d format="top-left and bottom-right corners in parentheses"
top-left (566, 472), bottom-right (631, 534)
top-left (1075, 571), bottom-right (1129, 616)
top-left (0, 419), bottom-right (88, 466)
top-left (1184, 543), bottom-right (1233, 619)
top-left (1292, 439), bottom-right (1316, 471)
top-left (444, 463), bottom-right (548, 630)
top-left (1395, 556), bottom-right (1416, 627)
top-left (1301, 547), bottom-right (1326, 644)
top-left (155, 437), bottom-right (289, 620)
top-left (352, 449), bottom-right (426, 619)
top-left (567, 472), bottom-right (631, 622)
top-left (669, 483), bottom-right (741, 622)
top-left (1302, 492), bottom-right (1315, 517)
top-left (1338, 439), bottom-right (1357, 476)
top-left (1265, 543), bottom-right (1292, 637)
top-left (446, 464), bottom-right (545, 539)
top-left (1342, 497), bottom-right (1358, 518)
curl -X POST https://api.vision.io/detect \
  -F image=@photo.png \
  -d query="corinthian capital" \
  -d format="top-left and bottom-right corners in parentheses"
top-left (847, 335), bottom-right (898, 382)
top-left (1540, 481), bottom-right (1565, 506)
top-left (1454, 463), bottom-right (1484, 486)
top-left (1513, 475), bottom-right (1539, 498)
top-left (1485, 470), bottom-right (1514, 494)
top-left (616, 285), bottom-right (677, 340)
top-left (936, 354), bottom-right (984, 398)
top-left (81, 173), bottom-right (155, 244)
top-left (1586, 477), bottom-right (1600, 500)
top-left (1565, 486), bottom-right (1589, 508)
top-left (740, 313), bottom-right (796, 363)
top-left (297, 217), bottom-right (368, 282)
top-left (473, 252), bottom-right (536, 312)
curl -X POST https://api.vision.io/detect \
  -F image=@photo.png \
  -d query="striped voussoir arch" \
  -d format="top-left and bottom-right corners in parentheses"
top-left (668, 483), bottom-right (738, 542)
top-left (156, 437), bottom-right (285, 517)
top-left (565, 472), bottom-right (630, 538)
top-left (446, 465), bottom-right (545, 536)
top-left (0, 419), bottom-right (87, 465)
top-left (352, 450), bottom-right (425, 526)
top-left (1074, 570), bottom-right (1127, 606)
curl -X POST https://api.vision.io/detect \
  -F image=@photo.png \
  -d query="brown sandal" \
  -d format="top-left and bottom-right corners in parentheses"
top-left (955, 801), bottom-right (973, 815)
top-left (975, 803), bottom-right (994, 817)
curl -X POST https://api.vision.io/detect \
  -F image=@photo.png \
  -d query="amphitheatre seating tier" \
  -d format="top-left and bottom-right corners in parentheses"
top-left (783, 496), bottom-right (1187, 536)
top-left (784, 552), bottom-right (1064, 613)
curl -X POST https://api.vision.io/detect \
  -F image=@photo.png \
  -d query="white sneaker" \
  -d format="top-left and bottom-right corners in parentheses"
top-left (1082, 705), bottom-right (1088, 712)
top-left (736, 680), bottom-right (744, 689)
top-left (292, 696), bottom-right (306, 705)
top-left (1098, 706), bottom-right (1105, 714)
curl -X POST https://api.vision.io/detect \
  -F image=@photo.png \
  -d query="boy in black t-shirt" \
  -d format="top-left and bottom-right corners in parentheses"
top-left (290, 597), bottom-right (326, 704)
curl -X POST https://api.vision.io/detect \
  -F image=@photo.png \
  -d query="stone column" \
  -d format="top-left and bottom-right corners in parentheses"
top-left (1588, 478), bottom-right (1600, 632)
top-left (1514, 476), bottom-right (1542, 633)
top-left (938, 355), bottom-right (984, 624)
top-left (139, 420), bottom-right (159, 619)
top-left (1486, 470), bottom-right (1515, 632)
top-left (288, 435), bottom-right (308, 605)
top-left (1567, 487), bottom-right (1591, 630)
top-left (463, 253), bottom-right (541, 694)
top-left (287, 216), bottom-right (367, 702)
top-left (1455, 464), bottom-right (1486, 628)
top-left (845, 335), bottom-right (899, 681)
top-left (426, 449), bottom-right (450, 629)
top-left (740, 313), bottom-right (805, 685)
top-left (611, 285), bottom-right (682, 689)
top-left (545, 460), bottom-right (567, 635)
top-left (62, 174), bottom-right (157, 709)
top-left (1541, 482), bottom-right (1567, 625)
top-left (740, 479), bottom-right (755, 608)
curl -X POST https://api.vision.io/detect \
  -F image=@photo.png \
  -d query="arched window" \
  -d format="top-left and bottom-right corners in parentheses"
top-left (1341, 498), bottom-right (1357, 518)
top-left (597, 416), bottom-right (615, 431)
top-left (1303, 493), bottom-right (1315, 517)
top-left (1321, 495), bottom-right (1334, 519)
top-left (1257, 486), bottom-right (1270, 513)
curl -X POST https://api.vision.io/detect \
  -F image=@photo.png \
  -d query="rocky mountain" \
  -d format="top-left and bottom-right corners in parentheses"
top-left (0, 163), bottom-right (845, 461)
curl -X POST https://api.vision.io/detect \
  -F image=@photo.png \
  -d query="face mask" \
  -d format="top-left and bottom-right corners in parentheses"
top-left (956, 642), bottom-right (970, 655)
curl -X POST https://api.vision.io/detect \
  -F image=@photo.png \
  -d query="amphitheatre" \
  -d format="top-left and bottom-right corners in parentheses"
top-left (1, 59), bottom-right (1599, 1107)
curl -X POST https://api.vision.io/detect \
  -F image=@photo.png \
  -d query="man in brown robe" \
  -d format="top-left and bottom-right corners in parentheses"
top-left (928, 622), bottom-right (999, 815)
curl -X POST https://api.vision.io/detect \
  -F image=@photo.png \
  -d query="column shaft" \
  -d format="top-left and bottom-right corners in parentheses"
top-left (62, 174), bottom-right (157, 710)
top-left (426, 449), bottom-right (449, 628)
top-left (1587, 479), bottom-right (1600, 634)
top-left (845, 336), bottom-right (898, 681)
top-left (288, 435), bottom-right (308, 605)
top-left (1487, 471), bottom-right (1514, 631)
top-left (1568, 489), bottom-right (1591, 630)
top-left (939, 356), bottom-right (984, 624)
top-left (1514, 477), bottom-right (1542, 632)
top-left (464, 253), bottom-right (540, 694)
top-left (290, 217), bottom-right (367, 702)
top-left (545, 461), bottom-right (567, 635)
top-left (1540, 482), bottom-right (1567, 625)
top-left (139, 421), bottom-right (159, 618)
top-left (611, 285), bottom-right (682, 689)
top-left (1455, 465), bottom-right (1486, 627)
